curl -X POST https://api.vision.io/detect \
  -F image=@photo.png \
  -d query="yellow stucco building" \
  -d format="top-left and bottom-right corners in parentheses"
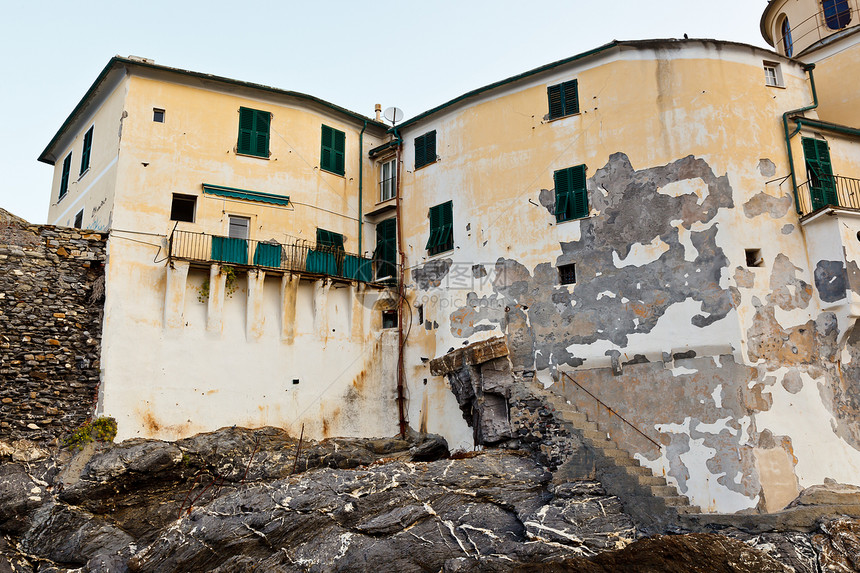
top-left (39, 1), bottom-right (860, 515)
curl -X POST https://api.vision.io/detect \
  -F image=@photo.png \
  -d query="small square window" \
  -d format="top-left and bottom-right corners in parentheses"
top-left (559, 263), bottom-right (576, 285)
top-left (170, 194), bottom-right (196, 222)
top-left (153, 108), bottom-right (165, 123)
top-left (73, 209), bottom-right (84, 229)
top-left (382, 310), bottom-right (397, 329)
top-left (763, 62), bottom-right (783, 87)
top-left (745, 249), bottom-right (764, 268)
top-left (229, 215), bottom-right (251, 240)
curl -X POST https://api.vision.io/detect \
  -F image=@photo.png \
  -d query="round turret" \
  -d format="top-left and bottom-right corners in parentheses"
top-left (762, 0), bottom-right (858, 57)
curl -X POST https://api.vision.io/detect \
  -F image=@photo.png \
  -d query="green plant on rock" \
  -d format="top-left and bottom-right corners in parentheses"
top-left (197, 266), bottom-right (239, 303)
top-left (64, 416), bottom-right (118, 451)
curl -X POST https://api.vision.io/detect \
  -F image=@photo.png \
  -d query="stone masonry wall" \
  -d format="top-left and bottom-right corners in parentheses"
top-left (0, 209), bottom-right (106, 442)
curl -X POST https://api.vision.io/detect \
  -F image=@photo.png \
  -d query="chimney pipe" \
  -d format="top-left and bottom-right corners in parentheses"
top-left (375, 104), bottom-right (382, 122)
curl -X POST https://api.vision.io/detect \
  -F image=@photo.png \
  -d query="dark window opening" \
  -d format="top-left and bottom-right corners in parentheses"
top-left (414, 130), bottom-right (437, 169)
top-left (153, 108), bottom-right (165, 123)
top-left (559, 263), bottom-right (576, 285)
top-left (745, 249), bottom-right (763, 268)
top-left (781, 17), bottom-right (794, 57)
top-left (547, 79), bottom-right (579, 120)
top-left (73, 210), bottom-right (84, 229)
top-left (292, 378), bottom-right (300, 385)
top-left (170, 194), bottom-right (196, 222)
top-left (59, 153), bottom-right (72, 199)
top-left (382, 310), bottom-right (397, 329)
top-left (416, 304), bottom-right (424, 325)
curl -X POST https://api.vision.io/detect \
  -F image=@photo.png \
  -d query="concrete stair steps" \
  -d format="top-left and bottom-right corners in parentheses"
top-left (662, 495), bottom-right (693, 507)
top-left (650, 485), bottom-right (680, 497)
top-left (637, 475), bottom-right (669, 486)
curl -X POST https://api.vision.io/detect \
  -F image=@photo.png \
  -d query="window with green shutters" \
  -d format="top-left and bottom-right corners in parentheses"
top-left (554, 164), bottom-right (588, 222)
top-left (802, 137), bottom-right (838, 210)
top-left (374, 218), bottom-right (397, 281)
top-left (80, 126), bottom-right (93, 175)
top-left (59, 153), bottom-right (72, 200)
top-left (237, 107), bottom-right (271, 158)
top-left (426, 201), bottom-right (453, 255)
top-left (547, 80), bottom-right (579, 120)
top-left (316, 228), bottom-right (345, 251)
top-left (414, 130), bottom-right (437, 169)
top-left (320, 125), bottom-right (346, 175)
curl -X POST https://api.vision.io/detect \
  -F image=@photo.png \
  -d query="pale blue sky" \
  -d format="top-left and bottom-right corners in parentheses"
top-left (0, 0), bottom-right (770, 223)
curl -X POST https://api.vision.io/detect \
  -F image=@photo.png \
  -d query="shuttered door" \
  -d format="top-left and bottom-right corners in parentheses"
top-left (375, 218), bottom-right (397, 280)
top-left (802, 137), bottom-right (838, 210)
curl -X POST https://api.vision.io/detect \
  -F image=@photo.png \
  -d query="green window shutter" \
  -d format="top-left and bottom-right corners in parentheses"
top-left (374, 218), bottom-right (397, 280)
top-left (320, 125), bottom-right (346, 175)
top-left (426, 201), bottom-right (453, 255)
top-left (60, 153), bottom-right (72, 199)
top-left (80, 127), bottom-right (93, 174)
top-left (316, 228), bottom-right (344, 250)
top-left (238, 107), bottom-right (270, 157)
top-left (802, 137), bottom-right (838, 209)
top-left (554, 165), bottom-right (587, 222)
top-left (548, 80), bottom-right (579, 119)
top-left (547, 84), bottom-right (564, 119)
top-left (415, 131), bottom-right (436, 169)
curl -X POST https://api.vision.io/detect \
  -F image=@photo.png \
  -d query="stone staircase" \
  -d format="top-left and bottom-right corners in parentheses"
top-left (518, 377), bottom-right (701, 531)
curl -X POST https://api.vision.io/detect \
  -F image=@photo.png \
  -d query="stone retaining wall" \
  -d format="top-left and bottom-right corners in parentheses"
top-left (0, 209), bottom-right (106, 442)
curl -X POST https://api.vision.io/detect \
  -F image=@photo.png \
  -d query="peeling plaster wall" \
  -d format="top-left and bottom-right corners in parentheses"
top-left (398, 42), bottom-right (860, 513)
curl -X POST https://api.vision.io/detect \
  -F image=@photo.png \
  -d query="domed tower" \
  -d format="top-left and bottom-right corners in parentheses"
top-left (762, 0), bottom-right (860, 126)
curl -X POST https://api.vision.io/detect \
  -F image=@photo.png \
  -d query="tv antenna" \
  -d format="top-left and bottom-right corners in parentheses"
top-left (383, 107), bottom-right (404, 127)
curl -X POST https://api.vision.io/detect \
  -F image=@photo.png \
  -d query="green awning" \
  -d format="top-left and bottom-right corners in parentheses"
top-left (202, 184), bottom-right (290, 207)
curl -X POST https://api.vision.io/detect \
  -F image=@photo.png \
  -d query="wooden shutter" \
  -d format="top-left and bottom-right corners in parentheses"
top-left (803, 137), bottom-right (838, 208)
top-left (254, 111), bottom-right (270, 157)
top-left (548, 84), bottom-right (564, 119)
top-left (334, 129), bottom-right (345, 175)
top-left (570, 164), bottom-right (588, 219)
top-left (425, 131), bottom-right (436, 165)
top-left (563, 80), bottom-right (579, 116)
top-left (321, 125), bottom-right (333, 171)
top-left (60, 153), bottom-right (71, 198)
top-left (320, 126), bottom-right (345, 175)
top-left (554, 168), bottom-right (572, 221)
top-left (415, 134), bottom-right (426, 168)
top-left (80, 127), bottom-right (93, 174)
top-left (238, 108), bottom-right (255, 155)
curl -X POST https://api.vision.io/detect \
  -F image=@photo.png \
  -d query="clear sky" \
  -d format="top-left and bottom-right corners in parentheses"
top-left (0, 0), bottom-right (770, 224)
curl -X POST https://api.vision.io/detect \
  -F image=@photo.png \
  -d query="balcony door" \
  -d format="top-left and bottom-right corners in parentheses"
top-left (802, 138), bottom-right (838, 211)
top-left (212, 215), bottom-right (250, 265)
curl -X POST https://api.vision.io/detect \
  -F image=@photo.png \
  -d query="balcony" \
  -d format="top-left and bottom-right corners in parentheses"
top-left (168, 230), bottom-right (397, 285)
top-left (796, 175), bottom-right (860, 217)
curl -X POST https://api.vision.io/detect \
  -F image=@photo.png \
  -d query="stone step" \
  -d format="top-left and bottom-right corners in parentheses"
top-left (581, 429), bottom-right (612, 443)
top-left (637, 475), bottom-right (668, 486)
top-left (600, 448), bottom-right (633, 460)
top-left (650, 485), bottom-right (679, 497)
top-left (662, 495), bottom-right (692, 507)
top-left (563, 411), bottom-right (589, 425)
top-left (675, 505), bottom-right (702, 514)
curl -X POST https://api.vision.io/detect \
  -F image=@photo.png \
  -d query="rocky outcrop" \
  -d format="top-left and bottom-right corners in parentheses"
top-left (0, 426), bottom-right (858, 572)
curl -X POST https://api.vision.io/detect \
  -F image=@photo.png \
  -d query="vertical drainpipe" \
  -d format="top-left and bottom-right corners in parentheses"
top-left (358, 120), bottom-right (367, 255)
top-left (393, 127), bottom-right (407, 438)
top-left (783, 63), bottom-right (818, 214)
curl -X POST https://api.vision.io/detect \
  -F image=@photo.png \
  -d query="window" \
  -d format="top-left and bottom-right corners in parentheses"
top-left (559, 263), bottom-right (576, 285)
top-left (237, 107), bottom-right (271, 158)
top-left (426, 201), bottom-right (453, 255)
top-left (73, 210), bottom-right (84, 229)
top-left (80, 126), bottom-right (93, 175)
top-left (382, 310), bottom-right (397, 329)
top-left (745, 249), bottom-right (763, 268)
top-left (316, 228), bottom-right (344, 250)
top-left (763, 62), bottom-right (783, 87)
top-left (380, 158), bottom-right (396, 201)
top-left (59, 153), bottom-right (72, 200)
top-left (170, 194), bottom-right (196, 222)
top-left (823, 0), bottom-right (851, 30)
top-left (320, 125), bottom-right (346, 175)
top-left (153, 108), bottom-right (165, 123)
top-left (781, 17), bottom-right (794, 57)
top-left (414, 130), bottom-right (437, 169)
top-left (229, 216), bottom-right (250, 239)
top-left (374, 218), bottom-right (397, 281)
top-left (802, 137), bottom-right (838, 210)
top-left (547, 79), bottom-right (579, 120)
top-left (554, 164), bottom-right (588, 222)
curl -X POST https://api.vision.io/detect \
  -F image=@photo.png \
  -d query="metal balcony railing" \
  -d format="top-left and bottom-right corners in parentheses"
top-left (168, 230), bottom-right (397, 285)
top-left (776, 3), bottom-right (857, 55)
top-left (796, 175), bottom-right (860, 216)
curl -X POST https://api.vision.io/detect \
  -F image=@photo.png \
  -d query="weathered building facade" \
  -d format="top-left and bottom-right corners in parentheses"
top-left (34, 0), bottom-right (860, 514)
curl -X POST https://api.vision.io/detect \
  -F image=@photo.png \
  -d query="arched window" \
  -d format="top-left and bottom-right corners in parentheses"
top-left (823, 0), bottom-right (851, 30)
top-left (781, 17), bottom-right (794, 56)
